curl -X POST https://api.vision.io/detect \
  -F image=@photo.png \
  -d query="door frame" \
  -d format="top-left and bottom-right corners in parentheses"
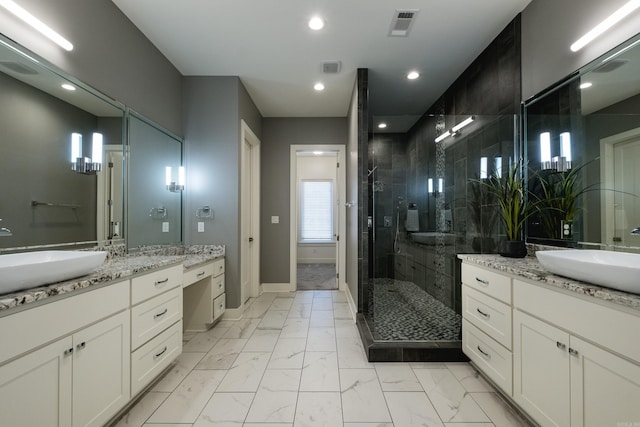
top-left (240, 120), bottom-right (261, 304)
top-left (600, 126), bottom-right (640, 246)
top-left (290, 144), bottom-right (346, 292)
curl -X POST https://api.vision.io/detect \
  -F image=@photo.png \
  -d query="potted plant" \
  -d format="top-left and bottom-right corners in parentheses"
top-left (472, 158), bottom-right (532, 258)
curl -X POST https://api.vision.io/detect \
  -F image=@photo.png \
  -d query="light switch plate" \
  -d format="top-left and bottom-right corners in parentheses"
top-left (162, 222), bottom-right (169, 232)
top-left (271, 216), bottom-right (279, 224)
top-left (198, 222), bottom-right (204, 232)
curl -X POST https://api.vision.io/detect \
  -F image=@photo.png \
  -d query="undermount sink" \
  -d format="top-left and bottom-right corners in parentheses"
top-left (536, 250), bottom-right (640, 294)
top-left (0, 250), bottom-right (107, 295)
top-left (411, 232), bottom-right (455, 245)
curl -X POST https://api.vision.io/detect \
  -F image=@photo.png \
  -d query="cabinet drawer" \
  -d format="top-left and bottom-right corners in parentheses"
top-left (462, 263), bottom-right (511, 304)
top-left (131, 320), bottom-right (182, 397)
top-left (213, 293), bottom-right (225, 320)
top-left (212, 258), bottom-right (225, 277)
top-left (131, 287), bottom-right (182, 350)
top-left (463, 319), bottom-right (513, 396)
top-left (212, 274), bottom-right (225, 299)
top-left (463, 285), bottom-right (512, 349)
top-left (131, 265), bottom-right (182, 305)
top-left (183, 263), bottom-right (214, 288)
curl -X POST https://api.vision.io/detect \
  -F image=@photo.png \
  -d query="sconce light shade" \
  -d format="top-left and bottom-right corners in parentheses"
top-left (92, 133), bottom-right (103, 165)
top-left (452, 116), bottom-right (475, 133)
top-left (71, 132), bottom-right (82, 163)
top-left (428, 178), bottom-right (433, 193)
top-left (434, 131), bottom-right (450, 143)
top-left (178, 166), bottom-right (185, 187)
top-left (70, 132), bottom-right (101, 174)
top-left (165, 166), bottom-right (172, 187)
top-left (438, 178), bottom-right (444, 193)
top-left (495, 157), bottom-right (502, 178)
top-left (166, 166), bottom-right (185, 192)
top-left (540, 132), bottom-right (552, 169)
top-left (480, 157), bottom-right (488, 179)
top-left (560, 132), bottom-right (572, 162)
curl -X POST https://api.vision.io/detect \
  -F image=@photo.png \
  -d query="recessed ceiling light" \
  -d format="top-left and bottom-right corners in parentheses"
top-left (314, 82), bottom-right (325, 91)
top-left (61, 83), bottom-right (76, 91)
top-left (378, 123), bottom-right (387, 129)
top-left (308, 16), bottom-right (325, 30)
top-left (406, 71), bottom-right (420, 80)
top-left (580, 82), bottom-right (593, 89)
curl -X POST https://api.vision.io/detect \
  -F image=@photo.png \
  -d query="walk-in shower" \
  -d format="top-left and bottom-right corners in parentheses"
top-left (359, 114), bottom-right (517, 361)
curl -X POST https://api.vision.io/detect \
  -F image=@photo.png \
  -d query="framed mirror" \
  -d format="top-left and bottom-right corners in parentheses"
top-left (0, 35), bottom-right (126, 250)
top-left (524, 32), bottom-right (640, 251)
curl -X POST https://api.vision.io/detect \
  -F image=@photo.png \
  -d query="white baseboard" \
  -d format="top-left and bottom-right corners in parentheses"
top-left (296, 258), bottom-right (335, 264)
top-left (222, 307), bottom-right (243, 320)
top-left (345, 284), bottom-right (357, 322)
top-left (261, 282), bottom-right (295, 293)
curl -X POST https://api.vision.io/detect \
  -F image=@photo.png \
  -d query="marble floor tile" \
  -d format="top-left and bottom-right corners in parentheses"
top-left (306, 327), bottom-right (336, 352)
top-left (340, 369), bottom-right (392, 423)
top-left (147, 370), bottom-right (226, 424)
top-left (114, 391), bottom-right (169, 427)
top-left (413, 368), bottom-right (490, 423)
top-left (270, 298), bottom-right (294, 311)
top-left (300, 351), bottom-right (340, 391)
top-left (294, 392), bottom-right (343, 427)
top-left (243, 300), bottom-right (273, 319)
top-left (384, 391), bottom-right (444, 426)
top-left (312, 298), bottom-right (334, 311)
top-left (257, 310), bottom-right (288, 331)
top-left (471, 392), bottom-right (529, 427)
top-left (336, 337), bottom-right (371, 369)
top-left (195, 338), bottom-right (248, 370)
top-left (443, 424), bottom-right (494, 427)
top-left (293, 292), bottom-right (315, 302)
top-left (409, 362), bottom-right (448, 369)
top-left (182, 327), bottom-right (228, 353)
top-left (243, 330), bottom-right (280, 352)
top-left (332, 292), bottom-right (347, 303)
top-left (309, 310), bottom-right (335, 328)
top-left (223, 318), bottom-right (262, 339)
top-left (280, 318), bottom-right (310, 338)
top-left (313, 291), bottom-right (333, 298)
top-left (193, 393), bottom-right (254, 427)
top-left (343, 424), bottom-right (393, 427)
top-left (142, 424), bottom-right (192, 427)
top-left (245, 369), bottom-right (301, 422)
top-left (244, 424), bottom-right (291, 427)
top-left (268, 338), bottom-right (307, 369)
top-left (334, 319), bottom-right (359, 338)
top-left (288, 303), bottom-right (312, 319)
top-left (447, 362), bottom-right (493, 393)
top-left (217, 352), bottom-right (271, 392)
top-left (375, 364), bottom-right (423, 391)
top-left (153, 352), bottom-right (206, 392)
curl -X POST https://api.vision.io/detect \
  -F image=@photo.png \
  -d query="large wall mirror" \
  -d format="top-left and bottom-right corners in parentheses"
top-left (524, 32), bottom-right (640, 252)
top-left (0, 35), bottom-right (125, 250)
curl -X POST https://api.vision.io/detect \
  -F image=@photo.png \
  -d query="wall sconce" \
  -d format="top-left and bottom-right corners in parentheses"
top-left (434, 116), bottom-right (475, 142)
top-left (71, 132), bottom-right (102, 174)
top-left (480, 156), bottom-right (503, 179)
top-left (165, 166), bottom-right (185, 192)
top-left (540, 131), bottom-right (572, 172)
top-left (428, 178), bottom-right (444, 197)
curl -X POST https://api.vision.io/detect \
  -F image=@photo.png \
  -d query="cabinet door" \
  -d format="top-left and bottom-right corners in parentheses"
top-left (72, 310), bottom-right (130, 427)
top-left (570, 336), bottom-right (640, 427)
top-left (0, 336), bottom-right (73, 427)
top-left (514, 310), bottom-right (571, 427)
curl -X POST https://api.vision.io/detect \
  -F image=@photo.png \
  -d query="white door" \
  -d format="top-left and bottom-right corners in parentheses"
top-left (0, 336), bottom-right (73, 426)
top-left (241, 121), bottom-right (260, 304)
top-left (613, 138), bottom-right (640, 248)
top-left (241, 138), bottom-right (253, 304)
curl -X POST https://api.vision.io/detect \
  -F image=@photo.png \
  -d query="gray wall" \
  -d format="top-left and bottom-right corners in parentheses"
top-left (0, 0), bottom-right (182, 135)
top-left (183, 76), bottom-right (262, 309)
top-left (260, 118), bottom-right (348, 284)
top-left (522, 0), bottom-right (640, 100)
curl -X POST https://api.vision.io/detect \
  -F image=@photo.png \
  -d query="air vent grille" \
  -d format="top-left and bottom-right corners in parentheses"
top-left (322, 60), bottom-right (341, 74)
top-left (389, 9), bottom-right (419, 37)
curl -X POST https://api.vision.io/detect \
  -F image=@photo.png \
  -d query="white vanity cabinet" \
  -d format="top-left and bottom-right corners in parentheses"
top-left (461, 259), bottom-right (640, 427)
top-left (130, 264), bottom-right (183, 397)
top-left (0, 280), bottom-right (131, 427)
top-left (183, 258), bottom-right (225, 332)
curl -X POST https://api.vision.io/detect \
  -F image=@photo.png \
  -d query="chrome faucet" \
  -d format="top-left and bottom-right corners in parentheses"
top-left (631, 227), bottom-right (640, 235)
top-left (0, 219), bottom-right (12, 236)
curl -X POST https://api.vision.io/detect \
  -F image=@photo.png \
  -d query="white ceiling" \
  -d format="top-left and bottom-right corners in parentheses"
top-left (111, 0), bottom-right (532, 129)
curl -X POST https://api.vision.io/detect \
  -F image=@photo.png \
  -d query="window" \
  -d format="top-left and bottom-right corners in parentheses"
top-left (300, 180), bottom-right (334, 242)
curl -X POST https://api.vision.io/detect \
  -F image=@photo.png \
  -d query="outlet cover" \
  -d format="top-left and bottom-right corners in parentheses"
top-left (162, 222), bottom-right (169, 232)
top-left (198, 222), bottom-right (205, 232)
top-left (271, 216), bottom-right (279, 224)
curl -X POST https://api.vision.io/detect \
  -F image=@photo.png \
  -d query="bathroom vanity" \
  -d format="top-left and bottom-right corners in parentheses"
top-left (0, 249), bottom-right (224, 427)
top-left (460, 254), bottom-right (640, 426)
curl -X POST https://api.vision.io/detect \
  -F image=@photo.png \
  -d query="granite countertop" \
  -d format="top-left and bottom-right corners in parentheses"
top-left (0, 249), bottom-right (224, 313)
top-left (458, 254), bottom-right (640, 312)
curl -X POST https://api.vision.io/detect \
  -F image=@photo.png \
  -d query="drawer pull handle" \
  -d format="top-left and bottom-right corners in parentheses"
top-left (475, 277), bottom-right (489, 285)
top-left (476, 308), bottom-right (490, 318)
top-left (154, 346), bottom-right (168, 359)
top-left (64, 348), bottom-right (74, 356)
top-left (568, 347), bottom-right (579, 357)
top-left (155, 278), bottom-right (169, 286)
top-left (477, 345), bottom-right (491, 358)
top-left (154, 308), bottom-right (168, 319)
top-left (197, 271), bottom-right (206, 277)
top-left (556, 341), bottom-right (566, 351)
top-left (76, 342), bottom-right (86, 350)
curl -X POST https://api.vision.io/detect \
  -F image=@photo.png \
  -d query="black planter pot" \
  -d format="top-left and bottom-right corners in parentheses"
top-left (499, 240), bottom-right (527, 258)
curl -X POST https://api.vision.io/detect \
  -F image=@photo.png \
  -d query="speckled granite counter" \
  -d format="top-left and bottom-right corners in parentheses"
top-left (0, 244), bottom-right (225, 313)
top-left (458, 254), bottom-right (640, 312)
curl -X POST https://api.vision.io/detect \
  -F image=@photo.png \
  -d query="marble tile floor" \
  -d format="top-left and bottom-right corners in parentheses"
top-left (113, 290), bottom-right (531, 427)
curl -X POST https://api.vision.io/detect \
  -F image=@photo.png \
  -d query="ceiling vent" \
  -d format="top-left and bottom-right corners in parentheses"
top-left (322, 60), bottom-right (341, 74)
top-left (389, 9), bottom-right (419, 37)
top-left (593, 59), bottom-right (628, 73)
top-left (0, 61), bottom-right (38, 75)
